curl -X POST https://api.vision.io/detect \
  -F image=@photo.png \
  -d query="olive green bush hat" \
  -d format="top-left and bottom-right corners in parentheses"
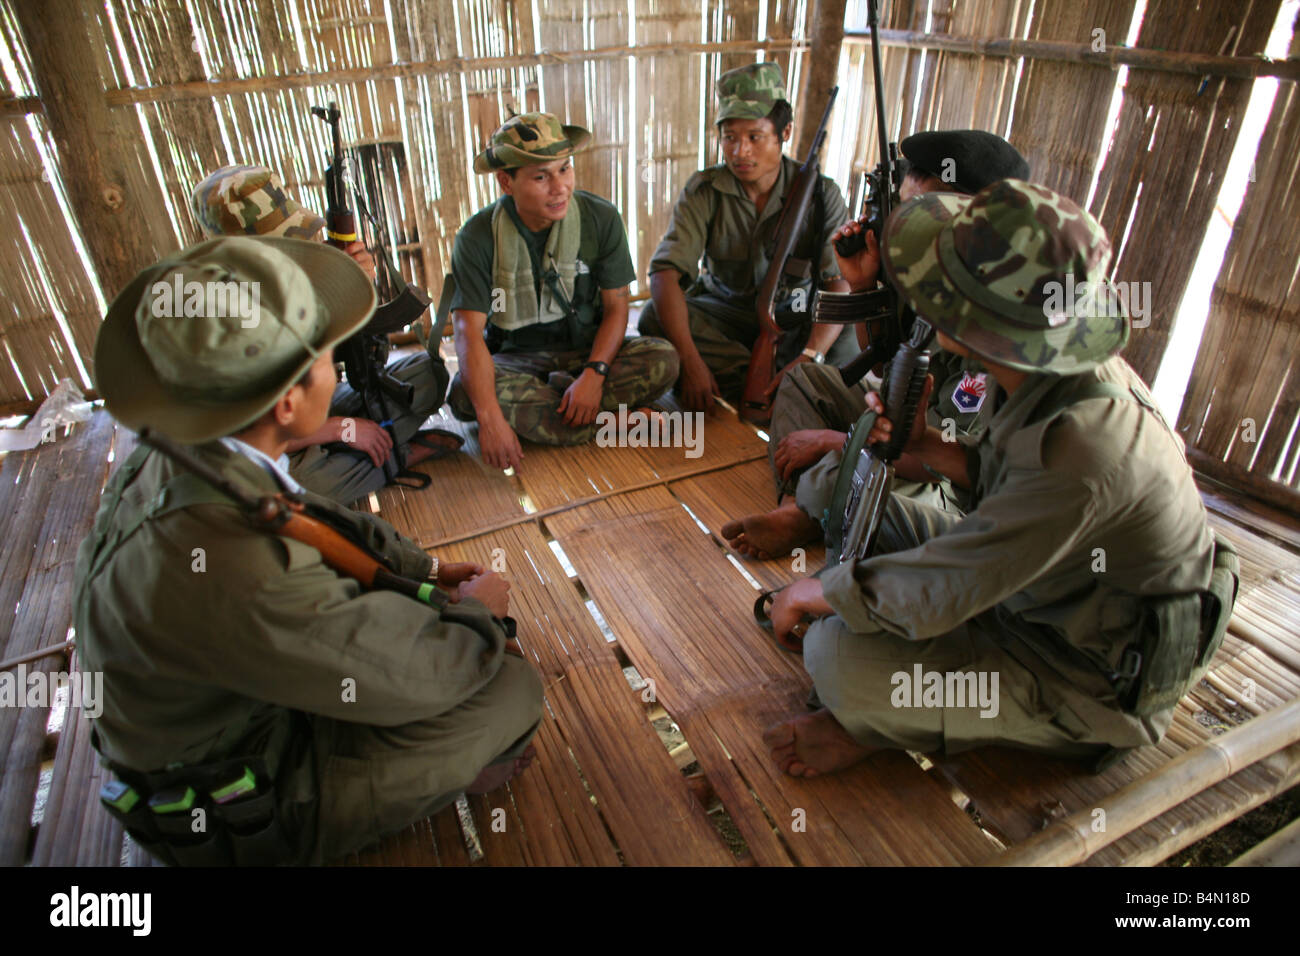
top-left (473, 112), bottom-right (592, 173)
top-left (880, 179), bottom-right (1130, 374)
top-left (715, 61), bottom-right (789, 123)
top-left (95, 236), bottom-right (375, 443)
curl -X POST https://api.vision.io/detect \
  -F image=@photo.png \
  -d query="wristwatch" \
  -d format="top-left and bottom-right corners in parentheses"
top-left (801, 348), bottom-right (825, 364)
top-left (582, 361), bottom-right (610, 377)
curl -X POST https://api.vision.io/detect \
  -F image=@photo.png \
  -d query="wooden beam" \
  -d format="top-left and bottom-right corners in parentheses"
top-left (100, 39), bottom-right (807, 108)
top-left (1189, 448), bottom-right (1300, 519)
top-left (796, 0), bottom-right (848, 158)
top-left (844, 29), bottom-right (1300, 82)
top-left (12, 0), bottom-right (159, 300)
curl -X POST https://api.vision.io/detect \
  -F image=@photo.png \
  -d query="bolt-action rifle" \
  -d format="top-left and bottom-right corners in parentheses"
top-left (739, 85), bottom-right (839, 426)
top-left (812, 0), bottom-right (911, 387)
top-left (310, 101), bottom-right (433, 485)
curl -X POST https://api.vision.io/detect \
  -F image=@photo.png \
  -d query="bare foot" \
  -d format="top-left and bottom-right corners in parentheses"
top-left (465, 744), bottom-right (537, 794)
top-left (762, 709), bottom-right (876, 778)
top-left (720, 502), bottom-right (821, 559)
top-left (406, 431), bottom-right (462, 466)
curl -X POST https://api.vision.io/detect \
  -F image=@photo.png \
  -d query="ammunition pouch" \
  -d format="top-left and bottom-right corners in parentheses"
top-left (1114, 533), bottom-right (1240, 718)
top-left (97, 751), bottom-right (292, 867)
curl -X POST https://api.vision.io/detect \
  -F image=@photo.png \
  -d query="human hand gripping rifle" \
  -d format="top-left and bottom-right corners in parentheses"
top-left (752, 319), bottom-right (934, 641)
top-left (739, 85), bottom-right (838, 426)
top-left (310, 101), bottom-right (432, 485)
top-left (813, 0), bottom-right (911, 387)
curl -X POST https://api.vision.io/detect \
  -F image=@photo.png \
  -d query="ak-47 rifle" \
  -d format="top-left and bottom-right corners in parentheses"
top-left (310, 102), bottom-right (433, 485)
top-left (739, 85), bottom-right (839, 426)
top-left (139, 428), bottom-right (451, 609)
top-left (812, 0), bottom-right (910, 387)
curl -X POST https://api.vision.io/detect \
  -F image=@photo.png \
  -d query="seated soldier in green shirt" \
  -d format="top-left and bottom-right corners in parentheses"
top-left (77, 237), bottom-right (542, 864)
top-left (191, 164), bottom-right (463, 505)
top-left (639, 62), bottom-right (857, 411)
top-left (446, 113), bottom-right (679, 469)
top-left (726, 180), bottom-right (1236, 776)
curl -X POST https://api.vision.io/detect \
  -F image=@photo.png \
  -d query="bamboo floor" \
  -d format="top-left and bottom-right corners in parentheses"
top-left (3, 394), bottom-right (1298, 867)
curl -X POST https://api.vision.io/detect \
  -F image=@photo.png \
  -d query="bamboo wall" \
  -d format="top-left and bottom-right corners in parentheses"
top-left (0, 0), bottom-right (1295, 501)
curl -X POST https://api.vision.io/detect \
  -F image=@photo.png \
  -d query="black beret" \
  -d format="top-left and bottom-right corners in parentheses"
top-left (899, 129), bottom-right (1030, 194)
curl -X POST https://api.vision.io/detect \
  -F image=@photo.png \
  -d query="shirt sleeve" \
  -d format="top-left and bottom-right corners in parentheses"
top-left (818, 418), bottom-right (1109, 639)
top-left (588, 196), bottom-right (637, 289)
top-left (817, 176), bottom-right (850, 283)
top-left (448, 216), bottom-right (494, 315)
top-left (647, 175), bottom-right (712, 284)
top-left (213, 535), bottom-right (509, 726)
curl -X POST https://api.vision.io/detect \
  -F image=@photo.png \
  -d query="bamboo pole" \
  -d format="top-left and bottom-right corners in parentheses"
top-left (1229, 815), bottom-right (1300, 866)
top-left (995, 695), bottom-right (1300, 866)
top-left (843, 29), bottom-right (1300, 81)
top-left (418, 449), bottom-right (767, 550)
top-left (0, 39), bottom-right (804, 116)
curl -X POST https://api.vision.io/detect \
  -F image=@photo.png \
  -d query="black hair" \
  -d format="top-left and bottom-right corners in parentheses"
top-left (766, 100), bottom-right (793, 139)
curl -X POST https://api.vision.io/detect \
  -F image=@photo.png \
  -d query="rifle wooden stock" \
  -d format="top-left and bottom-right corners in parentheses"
top-left (740, 87), bottom-right (838, 425)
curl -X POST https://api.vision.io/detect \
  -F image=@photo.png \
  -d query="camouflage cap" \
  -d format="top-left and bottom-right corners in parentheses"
top-left (473, 112), bottom-right (592, 174)
top-left (190, 165), bottom-right (326, 240)
top-left (716, 62), bottom-right (788, 123)
top-left (881, 179), bottom-right (1129, 374)
top-left (94, 237), bottom-right (375, 443)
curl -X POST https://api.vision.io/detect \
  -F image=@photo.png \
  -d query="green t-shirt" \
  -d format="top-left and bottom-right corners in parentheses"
top-left (449, 190), bottom-right (636, 353)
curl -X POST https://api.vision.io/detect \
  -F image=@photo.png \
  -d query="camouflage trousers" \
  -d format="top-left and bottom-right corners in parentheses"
top-left (638, 294), bottom-right (859, 401)
top-left (289, 349), bottom-right (450, 505)
top-left (801, 493), bottom-right (1166, 758)
top-left (447, 336), bottom-right (680, 445)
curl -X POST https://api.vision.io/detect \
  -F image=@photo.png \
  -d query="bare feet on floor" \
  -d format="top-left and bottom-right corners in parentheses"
top-left (720, 502), bottom-right (821, 559)
top-left (465, 743), bottom-right (537, 794)
top-left (762, 709), bottom-right (876, 778)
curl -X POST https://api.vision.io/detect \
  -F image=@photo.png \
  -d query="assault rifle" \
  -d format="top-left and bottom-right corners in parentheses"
top-left (739, 85), bottom-right (838, 426)
top-left (812, 0), bottom-right (910, 387)
top-left (139, 428), bottom-right (451, 609)
top-left (310, 101), bottom-right (432, 484)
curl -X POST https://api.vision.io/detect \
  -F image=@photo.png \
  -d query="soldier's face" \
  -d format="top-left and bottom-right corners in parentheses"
top-left (497, 158), bottom-right (575, 231)
top-left (719, 118), bottom-right (789, 186)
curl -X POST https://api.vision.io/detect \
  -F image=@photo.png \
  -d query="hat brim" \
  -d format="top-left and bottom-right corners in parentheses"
top-left (881, 192), bottom-right (1128, 374)
top-left (472, 125), bottom-right (592, 173)
top-left (95, 238), bottom-right (376, 444)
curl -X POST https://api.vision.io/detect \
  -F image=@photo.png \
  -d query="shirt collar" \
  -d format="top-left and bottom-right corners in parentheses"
top-left (218, 436), bottom-right (305, 494)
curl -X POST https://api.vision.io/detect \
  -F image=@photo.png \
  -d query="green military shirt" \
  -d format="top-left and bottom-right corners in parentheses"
top-left (649, 156), bottom-right (849, 318)
top-left (449, 189), bottom-right (636, 353)
top-left (74, 442), bottom-right (511, 783)
top-left (819, 356), bottom-right (1216, 677)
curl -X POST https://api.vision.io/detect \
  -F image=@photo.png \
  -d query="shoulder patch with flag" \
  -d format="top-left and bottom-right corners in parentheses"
top-left (951, 371), bottom-right (988, 414)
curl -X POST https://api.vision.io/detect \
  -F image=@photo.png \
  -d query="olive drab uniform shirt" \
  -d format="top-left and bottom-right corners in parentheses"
top-left (818, 356), bottom-right (1217, 732)
top-left (649, 156), bottom-right (849, 334)
top-left (74, 442), bottom-right (514, 814)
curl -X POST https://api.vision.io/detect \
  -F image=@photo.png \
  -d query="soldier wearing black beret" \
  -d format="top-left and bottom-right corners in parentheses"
top-left (750, 128), bottom-right (1031, 513)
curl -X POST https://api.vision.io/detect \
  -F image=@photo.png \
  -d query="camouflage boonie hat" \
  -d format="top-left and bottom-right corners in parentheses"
top-left (716, 62), bottom-right (788, 123)
top-left (881, 179), bottom-right (1129, 374)
top-left (190, 165), bottom-right (325, 240)
top-left (473, 112), bottom-right (592, 174)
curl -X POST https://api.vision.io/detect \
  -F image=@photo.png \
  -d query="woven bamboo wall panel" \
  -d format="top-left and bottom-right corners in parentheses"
top-left (1092, 0), bottom-right (1280, 385)
top-left (1177, 78), bottom-right (1300, 493)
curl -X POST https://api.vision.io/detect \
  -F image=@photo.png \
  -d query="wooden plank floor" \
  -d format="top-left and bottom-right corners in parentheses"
top-left (6, 397), bottom-right (1299, 867)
